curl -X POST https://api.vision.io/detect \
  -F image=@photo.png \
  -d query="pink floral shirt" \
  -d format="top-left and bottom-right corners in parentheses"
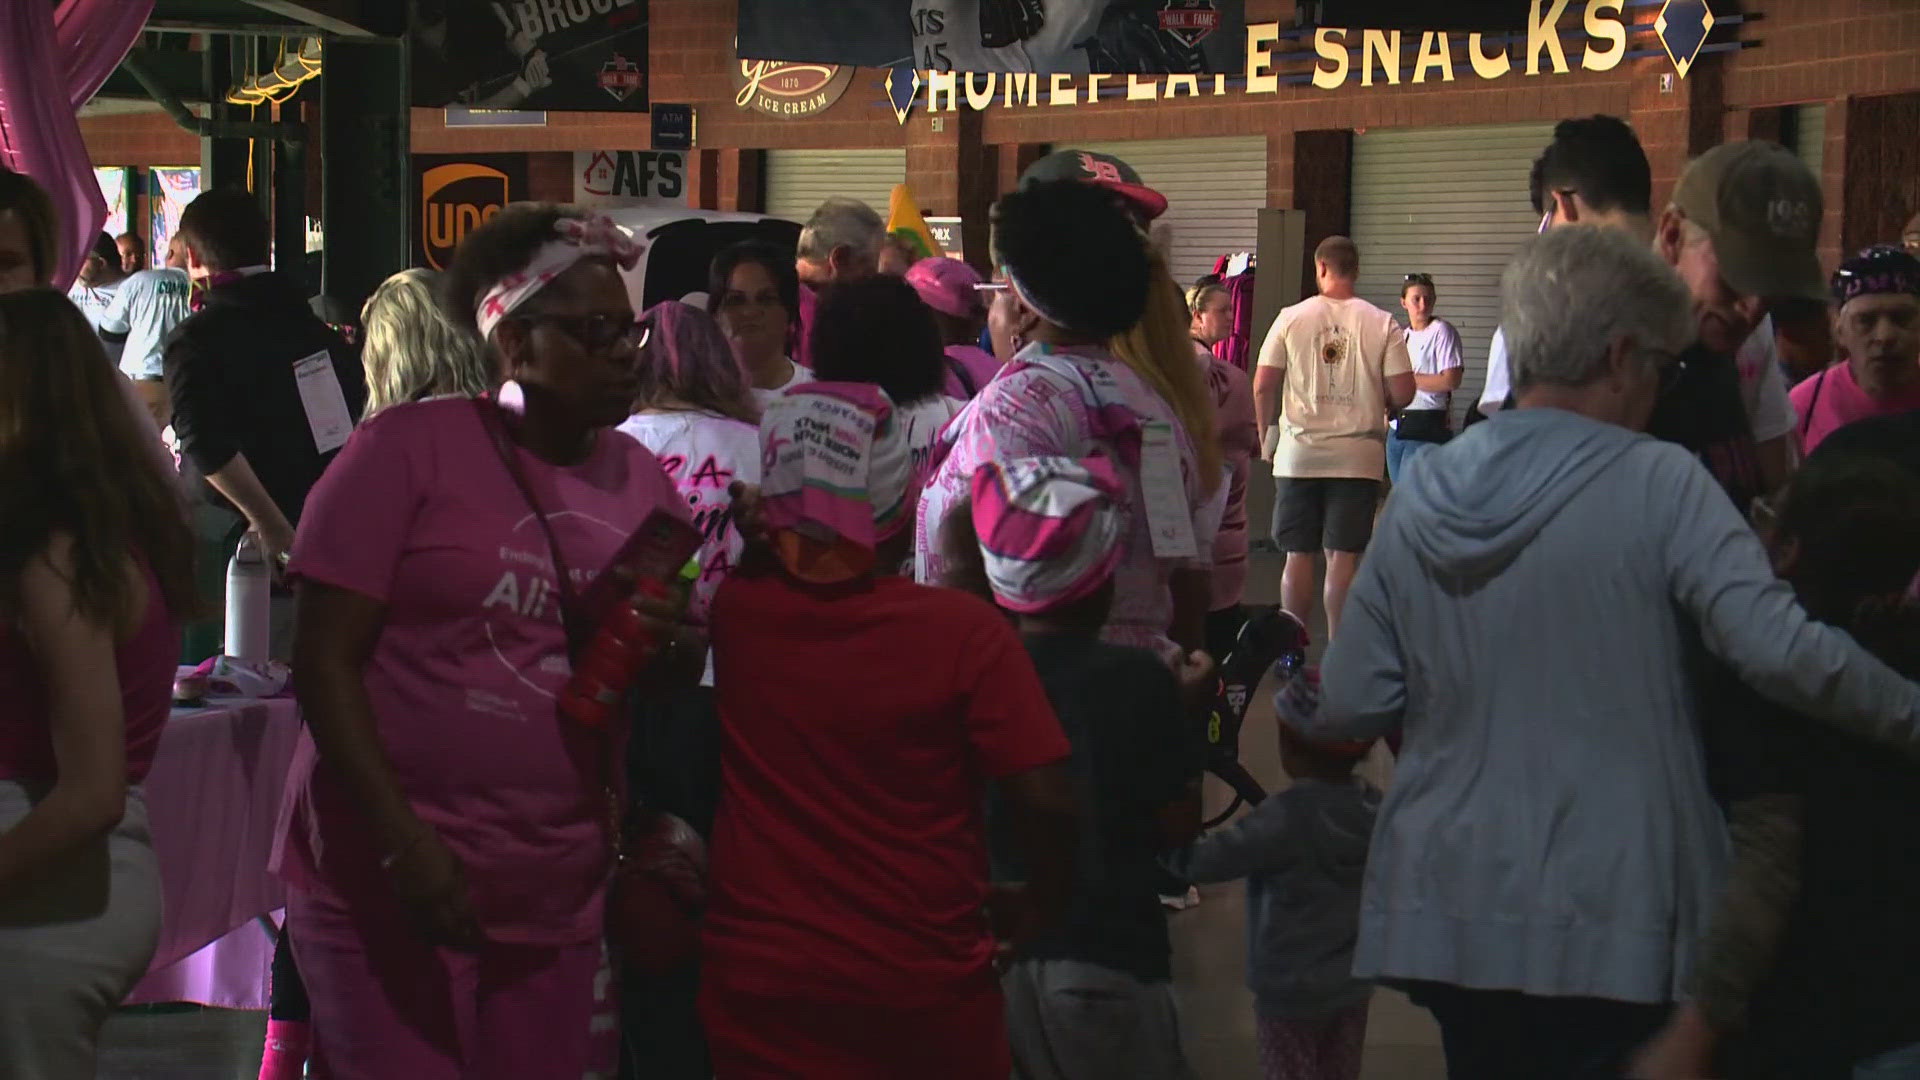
top-left (915, 343), bottom-right (1214, 662)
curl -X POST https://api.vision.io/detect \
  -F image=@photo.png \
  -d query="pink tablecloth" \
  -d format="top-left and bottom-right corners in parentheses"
top-left (124, 697), bottom-right (301, 1009)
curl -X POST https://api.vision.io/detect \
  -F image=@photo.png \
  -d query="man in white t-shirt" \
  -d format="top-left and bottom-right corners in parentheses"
top-left (1254, 235), bottom-right (1414, 639)
top-left (100, 234), bottom-right (192, 428)
top-left (67, 232), bottom-right (127, 353)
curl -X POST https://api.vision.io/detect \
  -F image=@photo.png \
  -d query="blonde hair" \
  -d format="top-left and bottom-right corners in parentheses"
top-left (1110, 254), bottom-right (1221, 493)
top-left (361, 269), bottom-right (491, 418)
top-left (1184, 280), bottom-right (1227, 320)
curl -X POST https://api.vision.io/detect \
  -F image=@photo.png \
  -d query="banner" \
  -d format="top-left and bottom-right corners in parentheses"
top-left (94, 167), bottom-right (128, 239)
top-left (574, 150), bottom-right (687, 205)
top-left (737, 0), bottom-right (1245, 76)
top-left (148, 166), bottom-right (200, 258)
top-left (410, 0), bottom-right (648, 112)
top-left (413, 154), bottom-right (528, 271)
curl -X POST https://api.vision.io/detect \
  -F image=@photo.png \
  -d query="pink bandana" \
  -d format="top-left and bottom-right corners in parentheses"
top-left (969, 456), bottom-right (1127, 615)
top-left (474, 215), bottom-right (644, 341)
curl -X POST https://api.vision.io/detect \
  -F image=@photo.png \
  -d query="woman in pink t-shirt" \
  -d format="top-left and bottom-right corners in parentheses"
top-left (283, 206), bottom-right (694, 1079)
top-left (0, 290), bottom-right (189, 1075)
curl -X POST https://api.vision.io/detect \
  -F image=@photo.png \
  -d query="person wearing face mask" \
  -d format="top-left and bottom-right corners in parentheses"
top-left (163, 190), bottom-right (366, 659)
top-left (708, 241), bottom-right (811, 408)
top-left (1789, 246), bottom-right (1920, 454)
top-left (1309, 225), bottom-right (1920, 1079)
top-left (279, 205), bottom-right (694, 1079)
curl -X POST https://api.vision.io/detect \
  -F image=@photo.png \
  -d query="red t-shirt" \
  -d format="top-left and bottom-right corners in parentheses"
top-left (702, 571), bottom-right (1069, 1006)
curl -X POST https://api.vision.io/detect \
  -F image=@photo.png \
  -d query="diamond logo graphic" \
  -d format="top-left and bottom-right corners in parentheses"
top-left (886, 63), bottom-right (921, 126)
top-left (1655, 0), bottom-right (1716, 79)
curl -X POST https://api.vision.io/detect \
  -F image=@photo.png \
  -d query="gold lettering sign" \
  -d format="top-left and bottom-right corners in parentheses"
top-left (732, 60), bottom-right (856, 119)
top-left (920, 1), bottom-right (1711, 113)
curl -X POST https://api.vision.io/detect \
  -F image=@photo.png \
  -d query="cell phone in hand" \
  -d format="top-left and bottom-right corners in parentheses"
top-left (578, 509), bottom-right (703, 626)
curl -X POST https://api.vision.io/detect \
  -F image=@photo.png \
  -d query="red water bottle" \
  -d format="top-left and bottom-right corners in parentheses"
top-left (559, 582), bottom-right (669, 729)
top-left (558, 510), bottom-right (704, 729)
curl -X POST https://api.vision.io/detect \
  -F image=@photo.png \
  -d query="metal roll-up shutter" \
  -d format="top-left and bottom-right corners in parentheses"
top-left (763, 149), bottom-right (906, 224)
top-left (1350, 122), bottom-right (1553, 422)
top-left (1792, 103), bottom-right (1827, 182)
top-left (1075, 137), bottom-right (1267, 287)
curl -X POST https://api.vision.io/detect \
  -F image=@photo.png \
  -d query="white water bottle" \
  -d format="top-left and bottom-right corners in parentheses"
top-left (224, 534), bottom-right (271, 662)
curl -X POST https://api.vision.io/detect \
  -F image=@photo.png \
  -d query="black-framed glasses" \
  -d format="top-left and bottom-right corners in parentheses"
top-left (519, 313), bottom-right (649, 355)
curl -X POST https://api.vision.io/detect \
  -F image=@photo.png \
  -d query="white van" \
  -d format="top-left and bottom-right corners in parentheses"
top-left (598, 205), bottom-right (801, 315)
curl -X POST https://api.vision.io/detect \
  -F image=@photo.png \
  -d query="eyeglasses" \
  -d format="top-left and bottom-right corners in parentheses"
top-left (519, 313), bottom-right (649, 355)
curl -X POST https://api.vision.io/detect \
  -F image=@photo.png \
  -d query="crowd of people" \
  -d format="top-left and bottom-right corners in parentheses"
top-left (1, 103), bottom-right (1919, 1080)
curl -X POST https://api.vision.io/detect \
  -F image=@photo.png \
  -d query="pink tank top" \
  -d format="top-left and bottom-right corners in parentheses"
top-left (0, 562), bottom-right (179, 785)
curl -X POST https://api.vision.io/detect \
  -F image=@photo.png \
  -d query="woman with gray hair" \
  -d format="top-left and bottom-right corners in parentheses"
top-left (359, 268), bottom-right (490, 418)
top-left (1307, 225), bottom-right (1920, 1078)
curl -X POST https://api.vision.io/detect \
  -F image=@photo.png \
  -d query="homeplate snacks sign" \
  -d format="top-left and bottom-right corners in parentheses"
top-left (910, 0), bottom-right (1730, 111)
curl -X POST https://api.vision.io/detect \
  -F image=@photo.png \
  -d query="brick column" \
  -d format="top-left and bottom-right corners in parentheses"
top-left (1292, 129), bottom-right (1352, 303)
top-left (1630, 53), bottom-right (1726, 212)
top-left (709, 149), bottom-right (762, 213)
top-left (907, 109), bottom-right (999, 271)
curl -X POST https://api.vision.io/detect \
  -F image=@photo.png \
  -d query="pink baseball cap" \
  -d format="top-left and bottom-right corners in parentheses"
top-left (905, 256), bottom-right (985, 319)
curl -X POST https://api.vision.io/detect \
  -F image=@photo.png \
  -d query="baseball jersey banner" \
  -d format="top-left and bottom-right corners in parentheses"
top-left (410, 0), bottom-right (650, 112)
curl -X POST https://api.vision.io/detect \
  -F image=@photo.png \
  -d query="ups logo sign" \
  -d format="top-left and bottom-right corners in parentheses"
top-left (421, 163), bottom-right (510, 271)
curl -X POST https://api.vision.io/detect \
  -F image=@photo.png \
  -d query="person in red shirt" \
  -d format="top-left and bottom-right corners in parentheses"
top-left (701, 381), bottom-right (1077, 1080)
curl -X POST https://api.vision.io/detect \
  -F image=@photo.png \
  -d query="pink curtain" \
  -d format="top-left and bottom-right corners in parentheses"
top-left (0, 0), bottom-right (156, 289)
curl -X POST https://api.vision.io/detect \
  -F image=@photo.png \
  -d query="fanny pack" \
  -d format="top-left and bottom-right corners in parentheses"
top-left (1395, 408), bottom-right (1452, 444)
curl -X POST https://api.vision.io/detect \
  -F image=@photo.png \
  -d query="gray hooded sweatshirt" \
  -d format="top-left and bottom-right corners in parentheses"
top-left (1314, 407), bottom-right (1920, 1004)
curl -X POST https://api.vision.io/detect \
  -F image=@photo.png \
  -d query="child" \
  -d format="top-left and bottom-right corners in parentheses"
top-left (947, 456), bottom-right (1210, 1080)
top-left (701, 384), bottom-right (1077, 1079)
top-left (1635, 451), bottom-right (1920, 1079)
top-left (1164, 671), bottom-right (1380, 1080)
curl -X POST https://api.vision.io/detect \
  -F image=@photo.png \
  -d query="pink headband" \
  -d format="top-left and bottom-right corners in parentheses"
top-left (970, 456), bottom-right (1127, 615)
top-left (475, 215), bottom-right (643, 341)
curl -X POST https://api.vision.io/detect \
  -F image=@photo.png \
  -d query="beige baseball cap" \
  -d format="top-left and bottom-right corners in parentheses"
top-left (1671, 141), bottom-right (1826, 301)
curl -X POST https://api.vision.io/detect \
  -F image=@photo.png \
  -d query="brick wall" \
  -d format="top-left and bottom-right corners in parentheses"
top-left (73, 0), bottom-right (1920, 269)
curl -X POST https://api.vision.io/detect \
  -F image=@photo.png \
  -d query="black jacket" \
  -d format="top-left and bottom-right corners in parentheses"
top-left (163, 272), bottom-right (366, 523)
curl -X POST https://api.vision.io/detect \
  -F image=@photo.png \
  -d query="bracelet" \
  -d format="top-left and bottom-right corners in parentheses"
top-left (379, 831), bottom-right (429, 872)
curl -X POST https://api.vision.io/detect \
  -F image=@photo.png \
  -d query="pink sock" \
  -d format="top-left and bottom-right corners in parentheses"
top-left (258, 1019), bottom-right (311, 1080)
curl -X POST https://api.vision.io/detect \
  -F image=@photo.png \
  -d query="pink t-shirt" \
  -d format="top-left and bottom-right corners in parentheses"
top-left (941, 344), bottom-right (1003, 400)
top-left (916, 344), bottom-right (1213, 663)
top-left (0, 562), bottom-right (177, 786)
top-left (1790, 362), bottom-right (1920, 454)
top-left (280, 398), bottom-right (687, 945)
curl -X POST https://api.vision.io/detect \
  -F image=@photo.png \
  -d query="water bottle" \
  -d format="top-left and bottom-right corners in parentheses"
top-left (225, 534), bottom-right (271, 662)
